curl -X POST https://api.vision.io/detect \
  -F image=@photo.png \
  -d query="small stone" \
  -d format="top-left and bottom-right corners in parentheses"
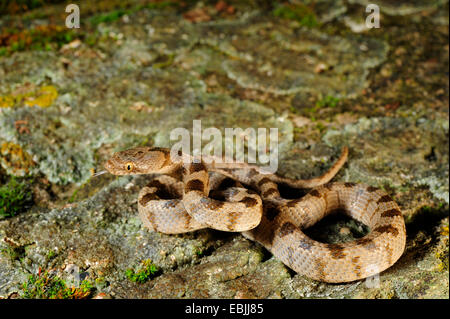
top-left (60, 39), bottom-right (82, 52)
top-left (292, 116), bottom-right (311, 128)
top-left (314, 63), bottom-right (327, 74)
top-left (93, 292), bottom-right (111, 299)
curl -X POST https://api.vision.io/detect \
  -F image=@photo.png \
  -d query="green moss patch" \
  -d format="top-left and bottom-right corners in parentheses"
top-left (21, 271), bottom-right (94, 299)
top-left (0, 177), bottom-right (33, 219)
top-left (125, 259), bottom-right (160, 283)
top-left (273, 3), bottom-right (319, 28)
top-left (316, 95), bottom-right (340, 108)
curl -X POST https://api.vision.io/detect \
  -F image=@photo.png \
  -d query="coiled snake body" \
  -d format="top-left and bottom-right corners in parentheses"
top-left (104, 146), bottom-right (406, 283)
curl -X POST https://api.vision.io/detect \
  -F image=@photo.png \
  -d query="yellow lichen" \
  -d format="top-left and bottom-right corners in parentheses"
top-left (434, 220), bottom-right (449, 272)
top-left (435, 250), bottom-right (449, 272)
top-left (0, 142), bottom-right (35, 176)
top-left (24, 85), bottom-right (58, 108)
top-left (0, 84), bottom-right (58, 108)
top-left (439, 225), bottom-right (449, 237)
top-left (0, 95), bottom-right (15, 108)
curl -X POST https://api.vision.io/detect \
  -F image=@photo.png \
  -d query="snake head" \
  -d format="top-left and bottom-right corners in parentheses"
top-left (104, 147), bottom-right (170, 175)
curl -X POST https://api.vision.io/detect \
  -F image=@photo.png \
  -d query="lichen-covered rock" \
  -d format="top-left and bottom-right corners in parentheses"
top-left (0, 0), bottom-right (447, 299)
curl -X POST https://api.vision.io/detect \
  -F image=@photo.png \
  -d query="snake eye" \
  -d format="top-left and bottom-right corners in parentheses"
top-left (125, 162), bottom-right (134, 171)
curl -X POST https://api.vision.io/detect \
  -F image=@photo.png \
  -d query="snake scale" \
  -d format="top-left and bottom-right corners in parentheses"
top-left (104, 146), bottom-right (406, 283)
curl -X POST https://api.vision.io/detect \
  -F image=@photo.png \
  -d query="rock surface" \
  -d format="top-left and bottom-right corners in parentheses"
top-left (0, 0), bottom-right (448, 299)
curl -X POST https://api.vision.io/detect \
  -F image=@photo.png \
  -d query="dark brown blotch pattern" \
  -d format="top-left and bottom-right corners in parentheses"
top-left (381, 209), bottom-right (402, 218)
top-left (240, 196), bottom-right (259, 208)
top-left (264, 203), bottom-right (282, 221)
top-left (189, 162), bottom-right (206, 174)
top-left (168, 165), bottom-right (185, 181)
top-left (218, 178), bottom-right (238, 189)
top-left (262, 188), bottom-right (278, 198)
top-left (309, 189), bottom-right (321, 198)
top-left (185, 179), bottom-right (205, 193)
top-left (377, 195), bottom-right (393, 203)
top-left (327, 243), bottom-right (347, 259)
top-left (147, 180), bottom-right (165, 189)
top-left (139, 193), bottom-right (159, 206)
top-left (373, 225), bottom-right (399, 236)
top-left (208, 200), bottom-right (225, 210)
top-left (148, 180), bottom-right (174, 199)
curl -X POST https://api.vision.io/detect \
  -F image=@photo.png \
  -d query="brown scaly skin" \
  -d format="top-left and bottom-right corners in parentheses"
top-left (104, 146), bottom-right (406, 283)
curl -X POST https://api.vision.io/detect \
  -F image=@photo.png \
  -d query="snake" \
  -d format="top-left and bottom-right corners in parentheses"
top-left (103, 146), bottom-right (406, 283)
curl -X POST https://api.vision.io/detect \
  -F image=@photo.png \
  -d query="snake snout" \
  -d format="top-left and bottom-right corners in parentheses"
top-left (104, 159), bottom-right (115, 174)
